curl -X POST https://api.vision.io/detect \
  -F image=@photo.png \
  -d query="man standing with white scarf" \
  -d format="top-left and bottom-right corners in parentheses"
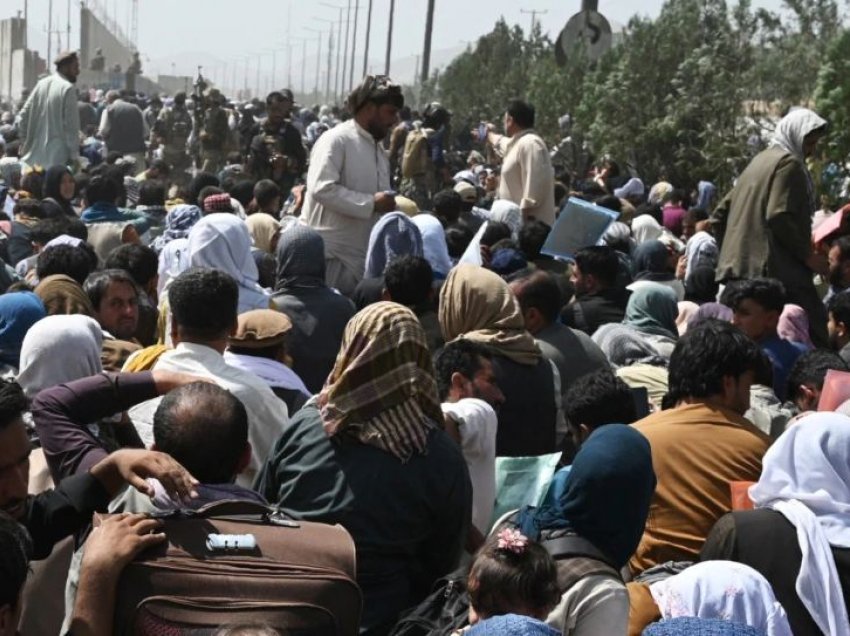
top-left (302, 75), bottom-right (403, 295)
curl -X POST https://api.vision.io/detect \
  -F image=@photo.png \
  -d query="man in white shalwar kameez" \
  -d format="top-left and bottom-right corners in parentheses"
top-left (302, 75), bottom-right (404, 295)
top-left (17, 51), bottom-right (81, 170)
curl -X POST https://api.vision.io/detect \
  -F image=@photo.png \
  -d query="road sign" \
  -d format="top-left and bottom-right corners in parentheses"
top-left (555, 10), bottom-right (613, 66)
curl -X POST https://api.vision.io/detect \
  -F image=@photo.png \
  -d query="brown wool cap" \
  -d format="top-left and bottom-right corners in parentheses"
top-left (229, 309), bottom-right (293, 349)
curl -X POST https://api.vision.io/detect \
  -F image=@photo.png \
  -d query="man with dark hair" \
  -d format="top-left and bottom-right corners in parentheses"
top-left (134, 180), bottom-right (167, 237)
top-left (128, 268), bottom-right (288, 485)
top-left (84, 269), bottom-right (143, 370)
top-left (105, 244), bottom-right (159, 346)
top-left (518, 220), bottom-right (566, 274)
top-left (98, 90), bottom-right (148, 169)
top-left (509, 270), bottom-right (608, 422)
top-left (827, 292), bottom-right (850, 365)
top-left (153, 91), bottom-right (193, 186)
top-left (17, 51), bottom-right (81, 169)
top-left (198, 89), bottom-right (230, 174)
top-left (81, 173), bottom-right (146, 262)
top-left (786, 349), bottom-right (849, 412)
top-left (383, 255), bottom-right (442, 351)
top-left (481, 99), bottom-right (555, 225)
top-left (825, 235), bottom-right (850, 304)
top-left (303, 75), bottom-right (404, 295)
top-left (722, 277), bottom-right (806, 400)
top-left (433, 189), bottom-right (463, 227)
top-left (248, 91), bottom-right (307, 195)
top-left (561, 245), bottom-right (630, 335)
top-left (630, 320), bottom-right (771, 574)
top-left (36, 243), bottom-right (98, 285)
top-left (433, 339), bottom-right (504, 540)
top-left (564, 369), bottom-right (637, 449)
top-left (8, 199), bottom-right (49, 266)
top-left (253, 179), bottom-right (283, 216)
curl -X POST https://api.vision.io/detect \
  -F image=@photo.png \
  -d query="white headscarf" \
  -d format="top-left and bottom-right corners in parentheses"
top-left (632, 214), bottom-right (664, 244)
top-left (649, 561), bottom-right (792, 636)
top-left (187, 214), bottom-right (270, 314)
top-left (749, 413), bottom-right (850, 636)
top-left (412, 214), bottom-right (453, 279)
top-left (18, 315), bottom-right (103, 398)
top-left (771, 108), bottom-right (827, 165)
top-left (488, 200), bottom-right (523, 239)
top-left (614, 177), bottom-right (645, 200)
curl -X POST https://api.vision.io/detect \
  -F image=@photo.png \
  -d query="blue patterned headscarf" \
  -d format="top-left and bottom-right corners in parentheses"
top-left (151, 204), bottom-right (202, 253)
top-left (515, 424), bottom-right (656, 568)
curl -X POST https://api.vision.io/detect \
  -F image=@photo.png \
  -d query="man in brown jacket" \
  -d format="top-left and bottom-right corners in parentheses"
top-left (712, 108), bottom-right (828, 345)
top-left (630, 319), bottom-right (771, 575)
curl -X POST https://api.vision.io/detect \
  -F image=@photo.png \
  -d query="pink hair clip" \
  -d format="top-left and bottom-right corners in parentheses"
top-left (496, 528), bottom-right (529, 555)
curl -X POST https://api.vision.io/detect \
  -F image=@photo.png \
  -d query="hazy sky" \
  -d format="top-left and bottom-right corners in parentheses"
top-left (16, 0), bottom-right (788, 90)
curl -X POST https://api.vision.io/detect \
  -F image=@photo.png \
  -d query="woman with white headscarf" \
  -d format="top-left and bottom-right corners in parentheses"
top-left (21, 315), bottom-right (144, 482)
top-left (701, 412), bottom-right (850, 635)
top-left (712, 108), bottom-right (829, 346)
top-left (412, 213), bottom-right (453, 280)
top-left (187, 213), bottom-right (271, 313)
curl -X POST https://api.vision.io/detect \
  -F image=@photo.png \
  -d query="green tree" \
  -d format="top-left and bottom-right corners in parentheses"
top-left (814, 28), bottom-right (850, 200)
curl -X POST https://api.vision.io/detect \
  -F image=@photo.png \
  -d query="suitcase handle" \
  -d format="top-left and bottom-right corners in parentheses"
top-left (147, 500), bottom-right (297, 526)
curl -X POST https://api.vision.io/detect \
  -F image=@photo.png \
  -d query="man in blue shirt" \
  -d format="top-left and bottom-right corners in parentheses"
top-left (722, 278), bottom-right (807, 401)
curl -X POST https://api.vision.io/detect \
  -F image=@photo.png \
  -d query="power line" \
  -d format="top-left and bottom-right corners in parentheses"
top-left (520, 8), bottom-right (548, 35)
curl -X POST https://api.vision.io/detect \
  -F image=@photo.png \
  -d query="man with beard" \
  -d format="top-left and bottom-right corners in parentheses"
top-left (827, 293), bottom-right (850, 365)
top-left (824, 236), bottom-right (850, 305)
top-left (302, 75), bottom-right (403, 295)
top-left (248, 90), bottom-right (306, 196)
top-left (17, 51), bottom-right (81, 169)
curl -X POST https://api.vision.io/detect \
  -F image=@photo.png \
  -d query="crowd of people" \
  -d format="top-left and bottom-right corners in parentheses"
top-left (1, 48), bottom-right (850, 636)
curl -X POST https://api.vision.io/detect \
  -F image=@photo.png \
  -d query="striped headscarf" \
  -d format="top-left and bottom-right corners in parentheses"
top-left (318, 302), bottom-right (443, 461)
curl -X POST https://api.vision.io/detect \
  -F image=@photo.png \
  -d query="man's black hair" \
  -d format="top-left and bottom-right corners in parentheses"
top-left (83, 269), bottom-right (138, 310)
top-left (29, 216), bottom-right (88, 245)
top-left (445, 224), bottom-right (474, 259)
top-left (666, 319), bottom-right (763, 402)
top-left (266, 91), bottom-right (290, 105)
top-left (564, 369), bottom-right (638, 431)
top-left (254, 179), bottom-right (282, 209)
top-left (105, 244), bottom-right (158, 288)
top-left (786, 349), bottom-right (849, 404)
top-left (433, 190), bottom-right (463, 225)
top-left (684, 207), bottom-right (709, 223)
top-left (148, 159), bottom-right (170, 176)
top-left (573, 246), bottom-right (619, 288)
top-left (511, 270), bottom-right (563, 324)
top-left (153, 382), bottom-right (248, 484)
top-left (384, 255), bottom-right (433, 308)
top-left (12, 199), bottom-right (47, 221)
top-left (228, 180), bottom-right (256, 208)
top-left (0, 380), bottom-right (27, 430)
top-left (829, 292), bottom-right (850, 328)
top-left (138, 179), bottom-right (166, 207)
top-left (84, 174), bottom-right (119, 206)
top-left (506, 99), bottom-right (535, 129)
top-left (433, 339), bottom-right (493, 401)
top-left (188, 172), bottom-right (220, 207)
top-left (519, 220), bottom-right (552, 261)
top-left (0, 511), bottom-right (32, 608)
top-left (36, 243), bottom-right (98, 285)
top-left (480, 222), bottom-right (512, 248)
top-left (169, 268), bottom-right (238, 341)
top-left (593, 195), bottom-right (622, 213)
top-left (721, 277), bottom-right (786, 314)
top-left (832, 236), bottom-right (850, 260)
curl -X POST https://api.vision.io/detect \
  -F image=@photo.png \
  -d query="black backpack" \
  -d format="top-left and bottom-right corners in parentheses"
top-left (389, 565), bottom-right (470, 636)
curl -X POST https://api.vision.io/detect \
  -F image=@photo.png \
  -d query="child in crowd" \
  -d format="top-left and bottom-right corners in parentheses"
top-left (467, 528), bottom-right (560, 625)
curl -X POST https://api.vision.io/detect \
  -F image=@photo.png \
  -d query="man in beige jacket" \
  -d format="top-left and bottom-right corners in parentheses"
top-left (484, 100), bottom-right (556, 226)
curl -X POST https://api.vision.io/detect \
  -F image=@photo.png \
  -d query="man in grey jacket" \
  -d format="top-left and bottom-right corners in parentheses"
top-left (98, 91), bottom-right (148, 169)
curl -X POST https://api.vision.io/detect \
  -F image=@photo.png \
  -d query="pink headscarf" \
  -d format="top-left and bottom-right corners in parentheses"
top-left (778, 304), bottom-right (814, 348)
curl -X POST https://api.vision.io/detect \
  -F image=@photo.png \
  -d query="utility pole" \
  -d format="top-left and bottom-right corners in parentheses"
top-left (343, 0), bottom-right (352, 96)
top-left (362, 0), bottom-right (373, 77)
top-left (256, 53), bottom-right (262, 99)
top-left (349, 0), bottom-right (359, 90)
top-left (47, 0), bottom-right (53, 68)
top-left (23, 0), bottom-right (28, 49)
top-left (384, 0), bottom-right (395, 75)
top-left (314, 16), bottom-right (338, 102)
top-left (520, 8), bottom-right (547, 35)
top-left (305, 27), bottom-right (324, 99)
top-left (420, 0), bottom-right (435, 84)
top-left (66, 0), bottom-right (71, 51)
top-left (582, 0), bottom-right (599, 9)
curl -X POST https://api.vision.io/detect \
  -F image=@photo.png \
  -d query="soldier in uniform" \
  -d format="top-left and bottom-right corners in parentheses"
top-left (247, 90), bottom-right (307, 196)
top-left (199, 88), bottom-right (230, 174)
top-left (89, 48), bottom-right (105, 72)
top-left (154, 91), bottom-right (194, 186)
